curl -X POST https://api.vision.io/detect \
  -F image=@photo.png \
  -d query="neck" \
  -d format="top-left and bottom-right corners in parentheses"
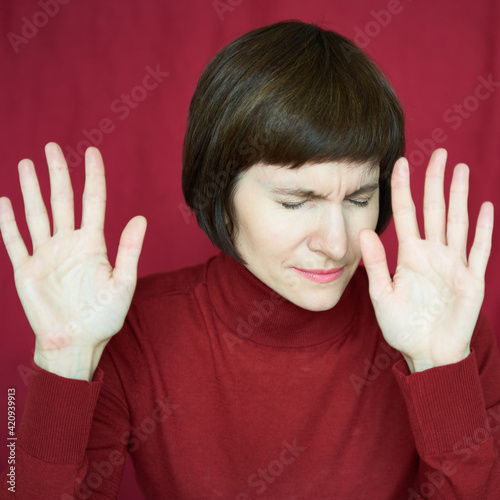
top-left (205, 252), bottom-right (360, 349)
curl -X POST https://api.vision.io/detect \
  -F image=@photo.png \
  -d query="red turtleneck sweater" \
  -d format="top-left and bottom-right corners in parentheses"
top-left (2, 252), bottom-right (500, 499)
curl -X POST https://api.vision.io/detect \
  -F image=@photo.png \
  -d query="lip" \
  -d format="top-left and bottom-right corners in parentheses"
top-left (292, 266), bottom-right (345, 283)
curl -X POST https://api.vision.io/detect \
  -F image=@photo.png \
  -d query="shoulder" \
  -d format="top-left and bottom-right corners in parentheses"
top-left (132, 257), bottom-right (211, 304)
top-left (120, 255), bottom-right (217, 337)
top-left (104, 256), bottom-right (216, 364)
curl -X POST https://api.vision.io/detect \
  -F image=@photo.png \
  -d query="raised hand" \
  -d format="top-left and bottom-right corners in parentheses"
top-left (0, 143), bottom-right (147, 380)
top-left (359, 148), bottom-right (494, 373)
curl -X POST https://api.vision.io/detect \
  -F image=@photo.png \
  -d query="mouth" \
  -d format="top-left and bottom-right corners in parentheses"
top-left (292, 266), bottom-right (345, 283)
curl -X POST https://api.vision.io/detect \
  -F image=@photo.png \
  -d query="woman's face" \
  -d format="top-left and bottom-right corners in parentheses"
top-left (232, 161), bottom-right (380, 311)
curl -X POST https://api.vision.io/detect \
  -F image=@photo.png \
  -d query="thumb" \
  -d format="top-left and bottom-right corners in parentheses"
top-left (359, 228), bottom-right (392, 301)
top-left (114, 215), bottom-right (147, 284)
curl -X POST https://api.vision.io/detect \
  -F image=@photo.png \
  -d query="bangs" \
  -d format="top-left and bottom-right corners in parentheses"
top-left (203, 24), bottom-right (403, 176)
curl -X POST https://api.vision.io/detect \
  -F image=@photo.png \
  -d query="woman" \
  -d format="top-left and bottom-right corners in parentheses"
top-left (0, 20), bottom-right (499, 499)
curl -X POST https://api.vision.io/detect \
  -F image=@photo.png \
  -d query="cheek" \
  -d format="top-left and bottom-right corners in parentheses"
top-left (346, 205), bottom-right (379, 243)
top-left (237, 207), bottom-right (305, 256)
top-left (352, 196), bottom-right (380, 230)
top-left (252, 215), bottom-right (301, 250)
top-left (365, 204), bottom-right (380, 230)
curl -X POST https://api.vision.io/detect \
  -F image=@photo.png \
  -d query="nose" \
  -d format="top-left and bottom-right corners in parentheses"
top-left (307, 206), bottom-right (349, 261)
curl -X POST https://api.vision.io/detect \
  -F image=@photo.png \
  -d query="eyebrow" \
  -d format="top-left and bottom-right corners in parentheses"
top-left (270, 183), bottom-right (379, 200)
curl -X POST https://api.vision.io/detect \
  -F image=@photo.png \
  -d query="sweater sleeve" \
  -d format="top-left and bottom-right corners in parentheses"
top-left (0, 335), bottom-right (134, 499)
top-left (392, 311), bottom-right (500, 499)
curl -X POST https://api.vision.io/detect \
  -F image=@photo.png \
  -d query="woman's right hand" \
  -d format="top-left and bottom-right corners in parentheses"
top-left (0, 143), bottom-right (147, 380)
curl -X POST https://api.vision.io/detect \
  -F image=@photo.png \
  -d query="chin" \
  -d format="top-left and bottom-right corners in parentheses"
top-left (288, 293), bottom-right (342, 312)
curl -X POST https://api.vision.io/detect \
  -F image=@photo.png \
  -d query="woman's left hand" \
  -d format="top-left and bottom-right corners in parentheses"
top-left (359, 148), bottom-right (494, 373)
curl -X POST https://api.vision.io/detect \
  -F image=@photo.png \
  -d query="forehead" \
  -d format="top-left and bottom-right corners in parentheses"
top-left (245, 161), bottom-right (380, 188)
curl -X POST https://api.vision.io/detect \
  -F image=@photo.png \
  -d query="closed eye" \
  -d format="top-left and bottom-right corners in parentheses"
top-left (281, 201), bottom-right (307, 210)
top-left (348, 199), bottom-right (370, 207)
top-left (282, 199), bottom-right (370, 209)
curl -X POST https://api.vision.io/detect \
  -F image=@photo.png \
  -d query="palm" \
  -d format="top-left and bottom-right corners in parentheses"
top-left (373, 240), bottom-right (484, 365)
top-left (15, 227), bottom-right (127, 349)
top-left (360, 149), bottom-right (493, 372)
top-left (0, 143), bottom-right (146, 354)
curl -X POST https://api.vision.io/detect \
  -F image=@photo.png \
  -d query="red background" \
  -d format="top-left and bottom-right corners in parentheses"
top-left (1, 1), bottom-right (499, 498)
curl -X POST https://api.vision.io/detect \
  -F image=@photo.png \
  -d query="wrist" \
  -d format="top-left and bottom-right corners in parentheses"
top-left (403, 347), bottom-right (471, 374)
top-left (34, 341), bottom-right (108, 381)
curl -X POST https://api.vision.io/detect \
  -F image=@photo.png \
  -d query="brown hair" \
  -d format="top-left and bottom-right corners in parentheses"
top-left (182, 20), bottom-right (405, 264)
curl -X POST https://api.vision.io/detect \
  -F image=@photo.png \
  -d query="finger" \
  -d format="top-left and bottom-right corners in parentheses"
top-left (45, 142), bottom-right (75, 233)
top-left (468, 201), bottom-right (493, 279)
top-left (18, 158), bottom-right (51, 251)
top-left (423, 149), bottom-right (447, 243)
top-left (81, 147), bottom-right (106, 231)
top-left (359, 228), bottom-right (392, 301)
top-left (0, 197), bottom-right (30, 270)
top-left (446, 163), bottom-right (469, 260)
top-left (113, 216), bottom-right (147, 285)
top-left (391, 157), bottom-right (421, 243)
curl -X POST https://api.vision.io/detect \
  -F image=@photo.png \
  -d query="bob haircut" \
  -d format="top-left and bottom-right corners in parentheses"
top-left (182, 20), bottom-right (405, 265)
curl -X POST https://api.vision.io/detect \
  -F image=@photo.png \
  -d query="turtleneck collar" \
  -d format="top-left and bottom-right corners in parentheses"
top-left (205, 251), bottom-right (360, 349)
